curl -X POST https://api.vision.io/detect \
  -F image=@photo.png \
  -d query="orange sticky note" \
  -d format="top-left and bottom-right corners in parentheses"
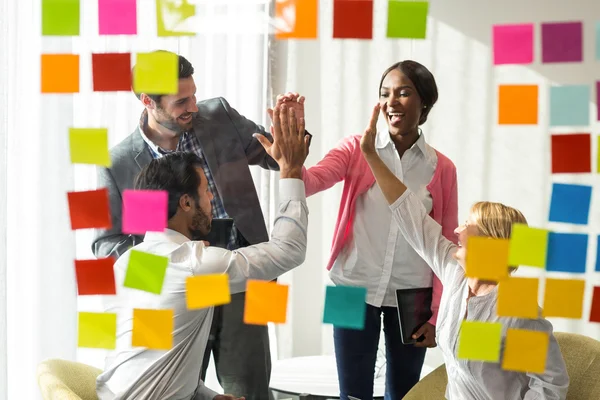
top-left (502, 328), bottom-right (549, 373)
top-left (243, 280), bottom-right (289, 325)
top-left (498, 85), bottom-right (538, 124)
top-left (78, 312), bottom-right (117, 349)
top-left (41, 54), bottom-right (79, 93)
top-left (497, 277), bottom-right (539, 318)
top-left (543, 278), bottom-right (585, 319)
top-left (275, 0), bottom-right (318, 39)
top-left (186, 274), bottom-right (231, 309)
top-left (465, 237), bottom-right (510, 281)
top-left (132, 309), bottom-right (173, 350)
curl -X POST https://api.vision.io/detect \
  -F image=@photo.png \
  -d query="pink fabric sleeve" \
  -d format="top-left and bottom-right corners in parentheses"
top-left (302, 136), bottom-right (354, 197)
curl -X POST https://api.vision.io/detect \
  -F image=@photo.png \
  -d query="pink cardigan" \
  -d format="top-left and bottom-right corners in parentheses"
top-left (302, 134), bottom-right (459, 325)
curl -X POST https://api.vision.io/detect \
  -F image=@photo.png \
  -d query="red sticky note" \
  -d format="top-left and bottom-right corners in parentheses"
top-left (590, 286), bottom-right (600, 323)
top-left (75, 258), bottom-right (116, 295)
top-left (67, 189), bottom-right (112, 230)
top-left (551, 133), bottom-right (591, 173)
top-left (41, 54), bottom-right (79, 93)
top-left (333, 0), bottom-right (373, 39)
top-left (122, 190), bottom-right (168, 234)
top-left (92, 53), bottom-right (132, 92)
top-left (98, 0), bottom-right (137, 35)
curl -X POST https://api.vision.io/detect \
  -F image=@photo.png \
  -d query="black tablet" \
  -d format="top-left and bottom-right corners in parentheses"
top-left (395, 287), bottom-right (433, 345)
top-left (196, 218), bottom-right (234, 249)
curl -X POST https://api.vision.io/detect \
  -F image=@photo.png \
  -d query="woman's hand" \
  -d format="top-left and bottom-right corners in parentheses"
top-left (360, 103), bottom-right (381, 156)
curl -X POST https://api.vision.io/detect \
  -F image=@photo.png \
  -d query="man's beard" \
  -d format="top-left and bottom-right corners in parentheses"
top-left (189, 205), bottom-right (212, 240)
top-left (155, 107), bottom-right (193, 133)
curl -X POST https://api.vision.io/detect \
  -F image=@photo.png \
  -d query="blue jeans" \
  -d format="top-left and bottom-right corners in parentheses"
top-left (334, 304), bottom-right (427, 400)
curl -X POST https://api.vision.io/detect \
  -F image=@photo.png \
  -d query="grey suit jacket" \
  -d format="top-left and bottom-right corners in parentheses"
top-left (92, 97), bottom-right (279, 259)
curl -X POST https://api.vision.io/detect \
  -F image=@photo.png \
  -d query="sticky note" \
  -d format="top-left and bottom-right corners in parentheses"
top-left (78, 312), bottom-right (116, 349)
top-left (186, 274), bottom-right (231, 309)
top-left (508, 224), bottom-right (548, 268)
top-left (156, 0), bottom-right (196, 37)
top-left (74, 258), bottom-right (116, 295)
top-left (67, 189), bottom-right (112, 230)
top-left (597, 134), bottom-right (600, 173)
top-left (42, 0), bottom-right (79, 36)
top-left (275, 0), bottom-right (318, 39)
top-left (133, 52), bottom-right (178, 95)
top-left (69, 128), bottom-right (110, 167)
top-left (543, 278), bottom-right (585, 319)
top-left (386, 1), bottom-right (429, 39)
top-left (244, 280), bottom-right (289, 325)
top-left (549, 183), bottom-right (592, 225)
top-left (333, 0), bottom-right (373, 39)
top-left (596, 82), bottom-right (600, 122)
top-left (497, 277), bottom-right (539, 319)
top-left (502, 329), bottom-right (549, 374)
top-left (493, 24), bottom-right (534, 65)
top-left (98, 0), bottom-right (137, 35)
top-left (323, 286), bottom-right (367, 330)
top-left (597, 22), bottom-right (600, 60)
top-left (542, 21), bottom-right (583, 63)
top-left (122, 190), bottom-right (168, 234)
top-left (123, 250), bottom-right (169, 294)
top-left (590, 286), bottom-right (600, 323)
top-left (550, 85), bottom-right (590, 127)
top-left (498, 85), bottom-right (538, 125)
top-left (551, 134), bottom-right (592, 174)
top-left (92, 53), bottom-right (132, 92)
top-left (546, 233), bottom-right (588, 273)
top-left (465, 237), bottom-right (510, 281)
top-left (457, 321), bottom-right (502, 362)
top-left (597, 236), bottom-right (600, 272)
top-left (132, 309), bottom-right (173, 350)
top-left (41, 54), bottom-right (79, 93)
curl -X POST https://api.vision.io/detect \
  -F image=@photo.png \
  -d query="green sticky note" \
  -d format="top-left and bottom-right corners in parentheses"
top-left (124, 250), bottom-right (169, 294)
top-left (69, 128), bottom-right (111, 167)
top-left (78, 312), bottom-right (117, 349)
top-left (458, 321), bottom-right (502, 362)
top-left (508, 224), bottom-right (549, 268)
top-left (323, 285), bottom-right (367, 330)
top-left (133, 52), bottom-right (179, 95)
top-left (42, 0), bottom-right (80, 36)
top-left (156, 0), bottom-right (196, 37)
top-left (386, 1), bottom-right (429, 39)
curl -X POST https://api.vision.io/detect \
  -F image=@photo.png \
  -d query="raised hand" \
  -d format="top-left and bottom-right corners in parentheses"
top-left (360, 104), bottom-right (381, 156)
top-left (269, 91), bottom-right (305, 122)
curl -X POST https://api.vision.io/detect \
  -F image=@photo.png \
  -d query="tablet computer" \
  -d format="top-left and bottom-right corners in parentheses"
top-left (196, 218), bottom-right (234, 249)
top-left (395, 287), bottom-right (433, 345)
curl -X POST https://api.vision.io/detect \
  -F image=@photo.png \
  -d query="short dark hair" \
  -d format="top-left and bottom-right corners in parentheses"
top-left (379, 60), bottom-right (438, 125)
top-left (132, 51), bottom-right (195, 104)
top-left (134, 152), bottom-right (203, 220)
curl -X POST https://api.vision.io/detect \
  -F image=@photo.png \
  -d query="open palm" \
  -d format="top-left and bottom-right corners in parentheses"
top-left (360, 104), bottom-right (381, 155)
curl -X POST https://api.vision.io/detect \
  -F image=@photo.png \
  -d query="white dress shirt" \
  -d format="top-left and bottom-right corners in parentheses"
top-left (96, 179), bottom-right (308, 400)
top-left (330, 131), bottom-right (438, 307)
top-left (390, 190), bottom-right (569, 400)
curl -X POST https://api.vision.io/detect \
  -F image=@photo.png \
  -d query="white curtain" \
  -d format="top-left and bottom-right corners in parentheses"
top-left (1, 0), bottom-right (273, 399)
top-left (276, 0), bottom-right (600, 368)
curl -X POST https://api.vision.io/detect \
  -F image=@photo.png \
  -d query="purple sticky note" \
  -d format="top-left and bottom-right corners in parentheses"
top-left (542, 21), bottom-right (582, 63)
top-left (122, 190), bottom-right (168, 234)
top-left (99, 0), bottom-right (137, 35)
top-left (493, 24), bottom-right (534, 65)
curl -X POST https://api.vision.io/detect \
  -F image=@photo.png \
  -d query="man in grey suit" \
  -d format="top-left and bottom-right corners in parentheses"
top-left (92, 52), bottom-right (306, 399)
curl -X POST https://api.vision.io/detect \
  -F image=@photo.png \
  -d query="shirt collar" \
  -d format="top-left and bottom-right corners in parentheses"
top-left (138, 109), bottom-right (188, 156)
top-left (376, 129), bottom-right (428, 156)
top-left (144, 228), bottom-right (190, 245)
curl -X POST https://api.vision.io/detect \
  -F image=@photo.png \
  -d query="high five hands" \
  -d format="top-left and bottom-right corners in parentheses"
top-left (269, 91), bottom-right (305, 121)
top-left (360, 103), bottom-right (381, 157)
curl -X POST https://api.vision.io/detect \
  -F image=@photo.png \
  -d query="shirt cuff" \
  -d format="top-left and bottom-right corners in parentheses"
top-left (279, 178), bottom-right (307, 202)
top-left (389, 188), bottom-right (413, 211)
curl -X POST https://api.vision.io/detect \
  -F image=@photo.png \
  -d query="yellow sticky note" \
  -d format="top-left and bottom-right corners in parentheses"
top-left (243, 280), bottom-right (289, 325)
top-left (156, 0), bottom-right (196, 37)
top-left (133, 52), bottom-right (178, 95)
top-left (596, 135), bottom-right (599, 173)
top-left (508, 224), bottom-right (548, 268)
top-left (497, 277), bottom-right (539, 319)
top-left (69, 128), bottom-right (111, 166)
top-left (132, 309), bottom-right (173, 350)
top-left (466, 237), bottom-right (510, 281)
top-left (543, 278), bottom-right (585, 319)
top-left (502, 328), bottom-right (549, 373)
top-left (186, 274), bottom-right (231, 309)
top-left (458, 321), bottom-right (502, 362)
top-left (78, 312), bottom-right (117, 349)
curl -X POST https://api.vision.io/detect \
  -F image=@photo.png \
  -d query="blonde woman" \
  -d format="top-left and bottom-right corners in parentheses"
top-left (359, 104), bottom-right (569, 399)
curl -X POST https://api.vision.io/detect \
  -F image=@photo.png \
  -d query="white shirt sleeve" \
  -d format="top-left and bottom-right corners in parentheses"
top-left (190, 178), bottom-right (308, 293)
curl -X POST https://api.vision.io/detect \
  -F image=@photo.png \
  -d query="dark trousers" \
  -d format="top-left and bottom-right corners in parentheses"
top-left (334, 304), bottom-right (426, 400)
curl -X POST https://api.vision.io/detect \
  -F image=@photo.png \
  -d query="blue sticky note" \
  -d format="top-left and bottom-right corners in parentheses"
top-left (550, 85), bottom-right (590, 127)
top-left (323, 285), bottom-right (367, 330)
top-left (546, 232), bottom-right (588, 273)
top-left (596, 22), bottom-right (600, 61)
top-left (596, 236), bottom-right (600, 272)
top-left (549, 183), bottom-right (592, 225)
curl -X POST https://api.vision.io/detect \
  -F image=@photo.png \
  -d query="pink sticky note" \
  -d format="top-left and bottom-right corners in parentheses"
top-left (99, 0), bottom-right (137, 35)
top-left (122, 190), bottom-right (168, 234)
top-left (493, 24), bottom-right (534, 65)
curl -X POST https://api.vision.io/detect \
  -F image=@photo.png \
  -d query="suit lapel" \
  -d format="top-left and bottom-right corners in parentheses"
top-left (131, 127), bottom-right (153, 171)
